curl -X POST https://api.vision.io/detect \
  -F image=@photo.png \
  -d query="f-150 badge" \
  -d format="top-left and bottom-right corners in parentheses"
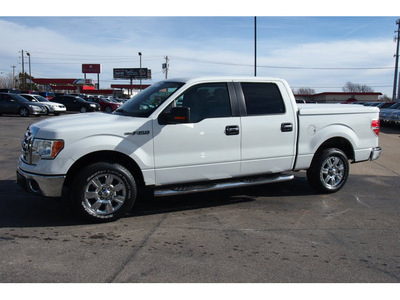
top-left (124, 130), bottom-right (150, 136)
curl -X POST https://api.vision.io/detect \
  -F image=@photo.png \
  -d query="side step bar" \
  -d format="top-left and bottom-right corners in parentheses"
top-left (154, 174), bottom-right (294, 197)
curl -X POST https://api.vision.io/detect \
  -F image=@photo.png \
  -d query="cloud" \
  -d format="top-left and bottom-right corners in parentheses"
top-left (0, 17), bottom-right (396, 96)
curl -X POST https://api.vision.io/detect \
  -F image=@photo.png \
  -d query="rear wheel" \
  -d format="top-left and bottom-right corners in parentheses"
top-left (72, 162), bottom-right (137, 222)
top-left (307, 148), bottom-right (349, 194)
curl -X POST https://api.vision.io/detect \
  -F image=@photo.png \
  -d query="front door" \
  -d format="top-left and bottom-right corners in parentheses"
top-left (153, 82), bottom-right (241, 185)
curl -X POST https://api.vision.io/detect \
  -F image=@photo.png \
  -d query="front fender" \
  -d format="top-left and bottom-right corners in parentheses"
top-left (68, 134), bottom-right (154, 170)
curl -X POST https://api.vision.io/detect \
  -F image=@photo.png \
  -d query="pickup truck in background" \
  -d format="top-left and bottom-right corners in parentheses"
top-left (17, 77), bottom-right (381, 222)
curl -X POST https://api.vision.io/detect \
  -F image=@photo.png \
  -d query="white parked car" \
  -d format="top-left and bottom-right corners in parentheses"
top-left (20, 94), bottom-right (66, 116)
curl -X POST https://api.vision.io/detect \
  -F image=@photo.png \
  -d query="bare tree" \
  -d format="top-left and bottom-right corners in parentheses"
top-left (296, 87), bottom-right (316, 95)
top-left (379, 94), bottom-right (392, 102)
top-left (343, 81), bottom-right (374, 93)
top-left (0, 73), bottom-right (15, 89)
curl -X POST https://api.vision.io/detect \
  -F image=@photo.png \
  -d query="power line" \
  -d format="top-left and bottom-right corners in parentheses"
top-left (24, 51), bottom-right (394, 71)
top-left (172, 56), bottom-right (393, 70)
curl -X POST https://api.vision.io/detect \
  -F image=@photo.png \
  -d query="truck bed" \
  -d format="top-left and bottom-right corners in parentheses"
top-left (297, 103), bottom-right (379, 115)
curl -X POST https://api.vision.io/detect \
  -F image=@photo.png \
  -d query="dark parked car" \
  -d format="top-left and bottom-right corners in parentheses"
top-left (38, 91), bottom-right (56, 101)
top-left (51, 95), bottom-right (100, 113)
top-left (0, 93), bottom-right (47, 117)
top-left (86, 97), bottom-right (121, 113)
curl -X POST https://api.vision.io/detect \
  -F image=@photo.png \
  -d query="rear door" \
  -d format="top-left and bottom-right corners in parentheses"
top-left (235, 81), bottom-right (297, 175)
top-left (0, 94), bottom-right (18, 113)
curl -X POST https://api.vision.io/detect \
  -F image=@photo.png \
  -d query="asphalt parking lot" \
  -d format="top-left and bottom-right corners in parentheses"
top-left (0, 113), bottom-right (399, 283)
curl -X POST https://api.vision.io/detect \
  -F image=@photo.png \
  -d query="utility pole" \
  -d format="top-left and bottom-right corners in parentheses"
top-left (254, 16), bottom-right (257, 77)
top-left (163, 56), bottom-right (169, 79)
top-left (393, 19), bottom-right (400, 101)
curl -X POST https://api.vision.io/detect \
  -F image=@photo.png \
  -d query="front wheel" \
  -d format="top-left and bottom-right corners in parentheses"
top-left (80, 106), bottom-right (87, 113)
top-left (72, 162), bottom-right (137, 222)
top-left (19, 107), bottom-right (29, 117)
top-left (307, 148), bottom-right (349, 194)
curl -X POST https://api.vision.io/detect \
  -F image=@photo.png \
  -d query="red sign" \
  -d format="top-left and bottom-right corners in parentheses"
top-left (82, 64), bottom-right (101, 74)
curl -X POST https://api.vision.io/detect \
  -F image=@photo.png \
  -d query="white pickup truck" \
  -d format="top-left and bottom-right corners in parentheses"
top-left (17, 77), bottom-right (381, 222)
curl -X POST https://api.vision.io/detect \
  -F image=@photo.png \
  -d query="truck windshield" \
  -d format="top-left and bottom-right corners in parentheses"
top-left (115, 81), bottom-right (184, 117)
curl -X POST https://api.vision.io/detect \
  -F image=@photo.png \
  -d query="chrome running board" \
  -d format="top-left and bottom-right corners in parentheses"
top-left (154, 174), bottom-right (294, 197)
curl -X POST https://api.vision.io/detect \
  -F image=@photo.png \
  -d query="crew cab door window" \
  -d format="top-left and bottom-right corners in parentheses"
top-left (171, 82), bottom-right (232, 123)
top-left (241, 82), bottom-right (285, 115)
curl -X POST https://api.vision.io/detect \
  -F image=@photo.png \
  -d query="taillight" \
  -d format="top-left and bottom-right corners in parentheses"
top-left (371, 119), bottom-right (380, 136)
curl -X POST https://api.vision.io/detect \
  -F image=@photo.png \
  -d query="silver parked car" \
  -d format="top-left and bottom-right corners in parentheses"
top-left (20, 94), bottom-right (66, 116)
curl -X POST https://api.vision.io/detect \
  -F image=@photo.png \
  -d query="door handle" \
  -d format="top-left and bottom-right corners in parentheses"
top-left (281, 123), bottom-right (293, 132)
top-left (225, 125), bottom-right (240, 135)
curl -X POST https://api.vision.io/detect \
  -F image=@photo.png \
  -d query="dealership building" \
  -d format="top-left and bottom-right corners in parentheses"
top-left (294, 92), bottom-right (383, 103)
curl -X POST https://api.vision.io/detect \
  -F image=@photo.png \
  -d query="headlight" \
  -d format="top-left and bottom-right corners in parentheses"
top-left (32, 139), bottom-right (64, 163)
top-left (29, 105), bottom-right (40, 110)
top-left (90, 104), bottom-right (96, 107)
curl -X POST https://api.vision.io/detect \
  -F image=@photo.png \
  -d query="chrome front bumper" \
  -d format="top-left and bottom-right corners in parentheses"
top-left (17, 167), bottom-right (66, 198)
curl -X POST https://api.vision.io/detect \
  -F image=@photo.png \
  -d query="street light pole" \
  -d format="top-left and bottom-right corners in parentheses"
top-left (11, 65), bottom-right (16, 89)
top-left (21, 50), bottom-right (25, 90)
top-left (26, 52), bottom-right (32, 90)
top-left (138, 52), bottom-right (142, 91)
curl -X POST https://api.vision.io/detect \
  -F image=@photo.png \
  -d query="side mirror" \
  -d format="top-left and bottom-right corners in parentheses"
top-left (159, 107), bottom-right (190, 125)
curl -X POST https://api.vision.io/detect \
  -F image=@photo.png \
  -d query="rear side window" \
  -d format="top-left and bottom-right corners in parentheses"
top-left (241, 82), bottom-right (285, 115)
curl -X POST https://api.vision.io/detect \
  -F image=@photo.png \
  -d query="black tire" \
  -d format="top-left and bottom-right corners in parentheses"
top-left (72, 162), bottom-right (137, 222)
top-left (307, 148), bottom-right (349, 194)
top-left (80, 106), bottom-right (87, 113)
top-left (19, 107), bottom-right (29, 117)
top-left (105, 106), bottom-right (113, 113)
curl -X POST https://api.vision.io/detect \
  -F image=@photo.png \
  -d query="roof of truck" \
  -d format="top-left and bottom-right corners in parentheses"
top-left (165, 76), bottom-right (286, 84)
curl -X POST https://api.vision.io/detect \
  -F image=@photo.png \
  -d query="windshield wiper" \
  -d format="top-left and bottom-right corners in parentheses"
top-left (115, 108), bottom-right (129, 115)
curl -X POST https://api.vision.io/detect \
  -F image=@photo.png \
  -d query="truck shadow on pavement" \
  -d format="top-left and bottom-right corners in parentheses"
top-left (0, 175), bottom-right (315, 228)
top-left (380, 125), bottom-right (400, 135)
top-left (130, 175), bottom-right (312, 218)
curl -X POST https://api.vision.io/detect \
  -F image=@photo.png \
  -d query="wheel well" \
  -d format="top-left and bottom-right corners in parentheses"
top-left (64, 151), bottom-right (145, 190)
top-left (316, 137), bottom-right (354, 161)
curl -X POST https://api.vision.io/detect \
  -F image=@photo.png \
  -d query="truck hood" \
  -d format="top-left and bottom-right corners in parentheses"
top-left (31, 112), bottom-right (148, 139)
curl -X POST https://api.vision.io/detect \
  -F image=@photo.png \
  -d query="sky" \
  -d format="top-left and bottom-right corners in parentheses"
top-left (1, 1), bottom-right (399, 97)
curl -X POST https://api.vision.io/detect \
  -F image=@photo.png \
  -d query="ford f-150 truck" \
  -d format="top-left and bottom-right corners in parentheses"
top-left (17, 77), bottom-right (381, 222)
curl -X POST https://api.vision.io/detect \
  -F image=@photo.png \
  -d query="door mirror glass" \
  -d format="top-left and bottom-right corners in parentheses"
top-left (159, 107), bottom-right (190, 125)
